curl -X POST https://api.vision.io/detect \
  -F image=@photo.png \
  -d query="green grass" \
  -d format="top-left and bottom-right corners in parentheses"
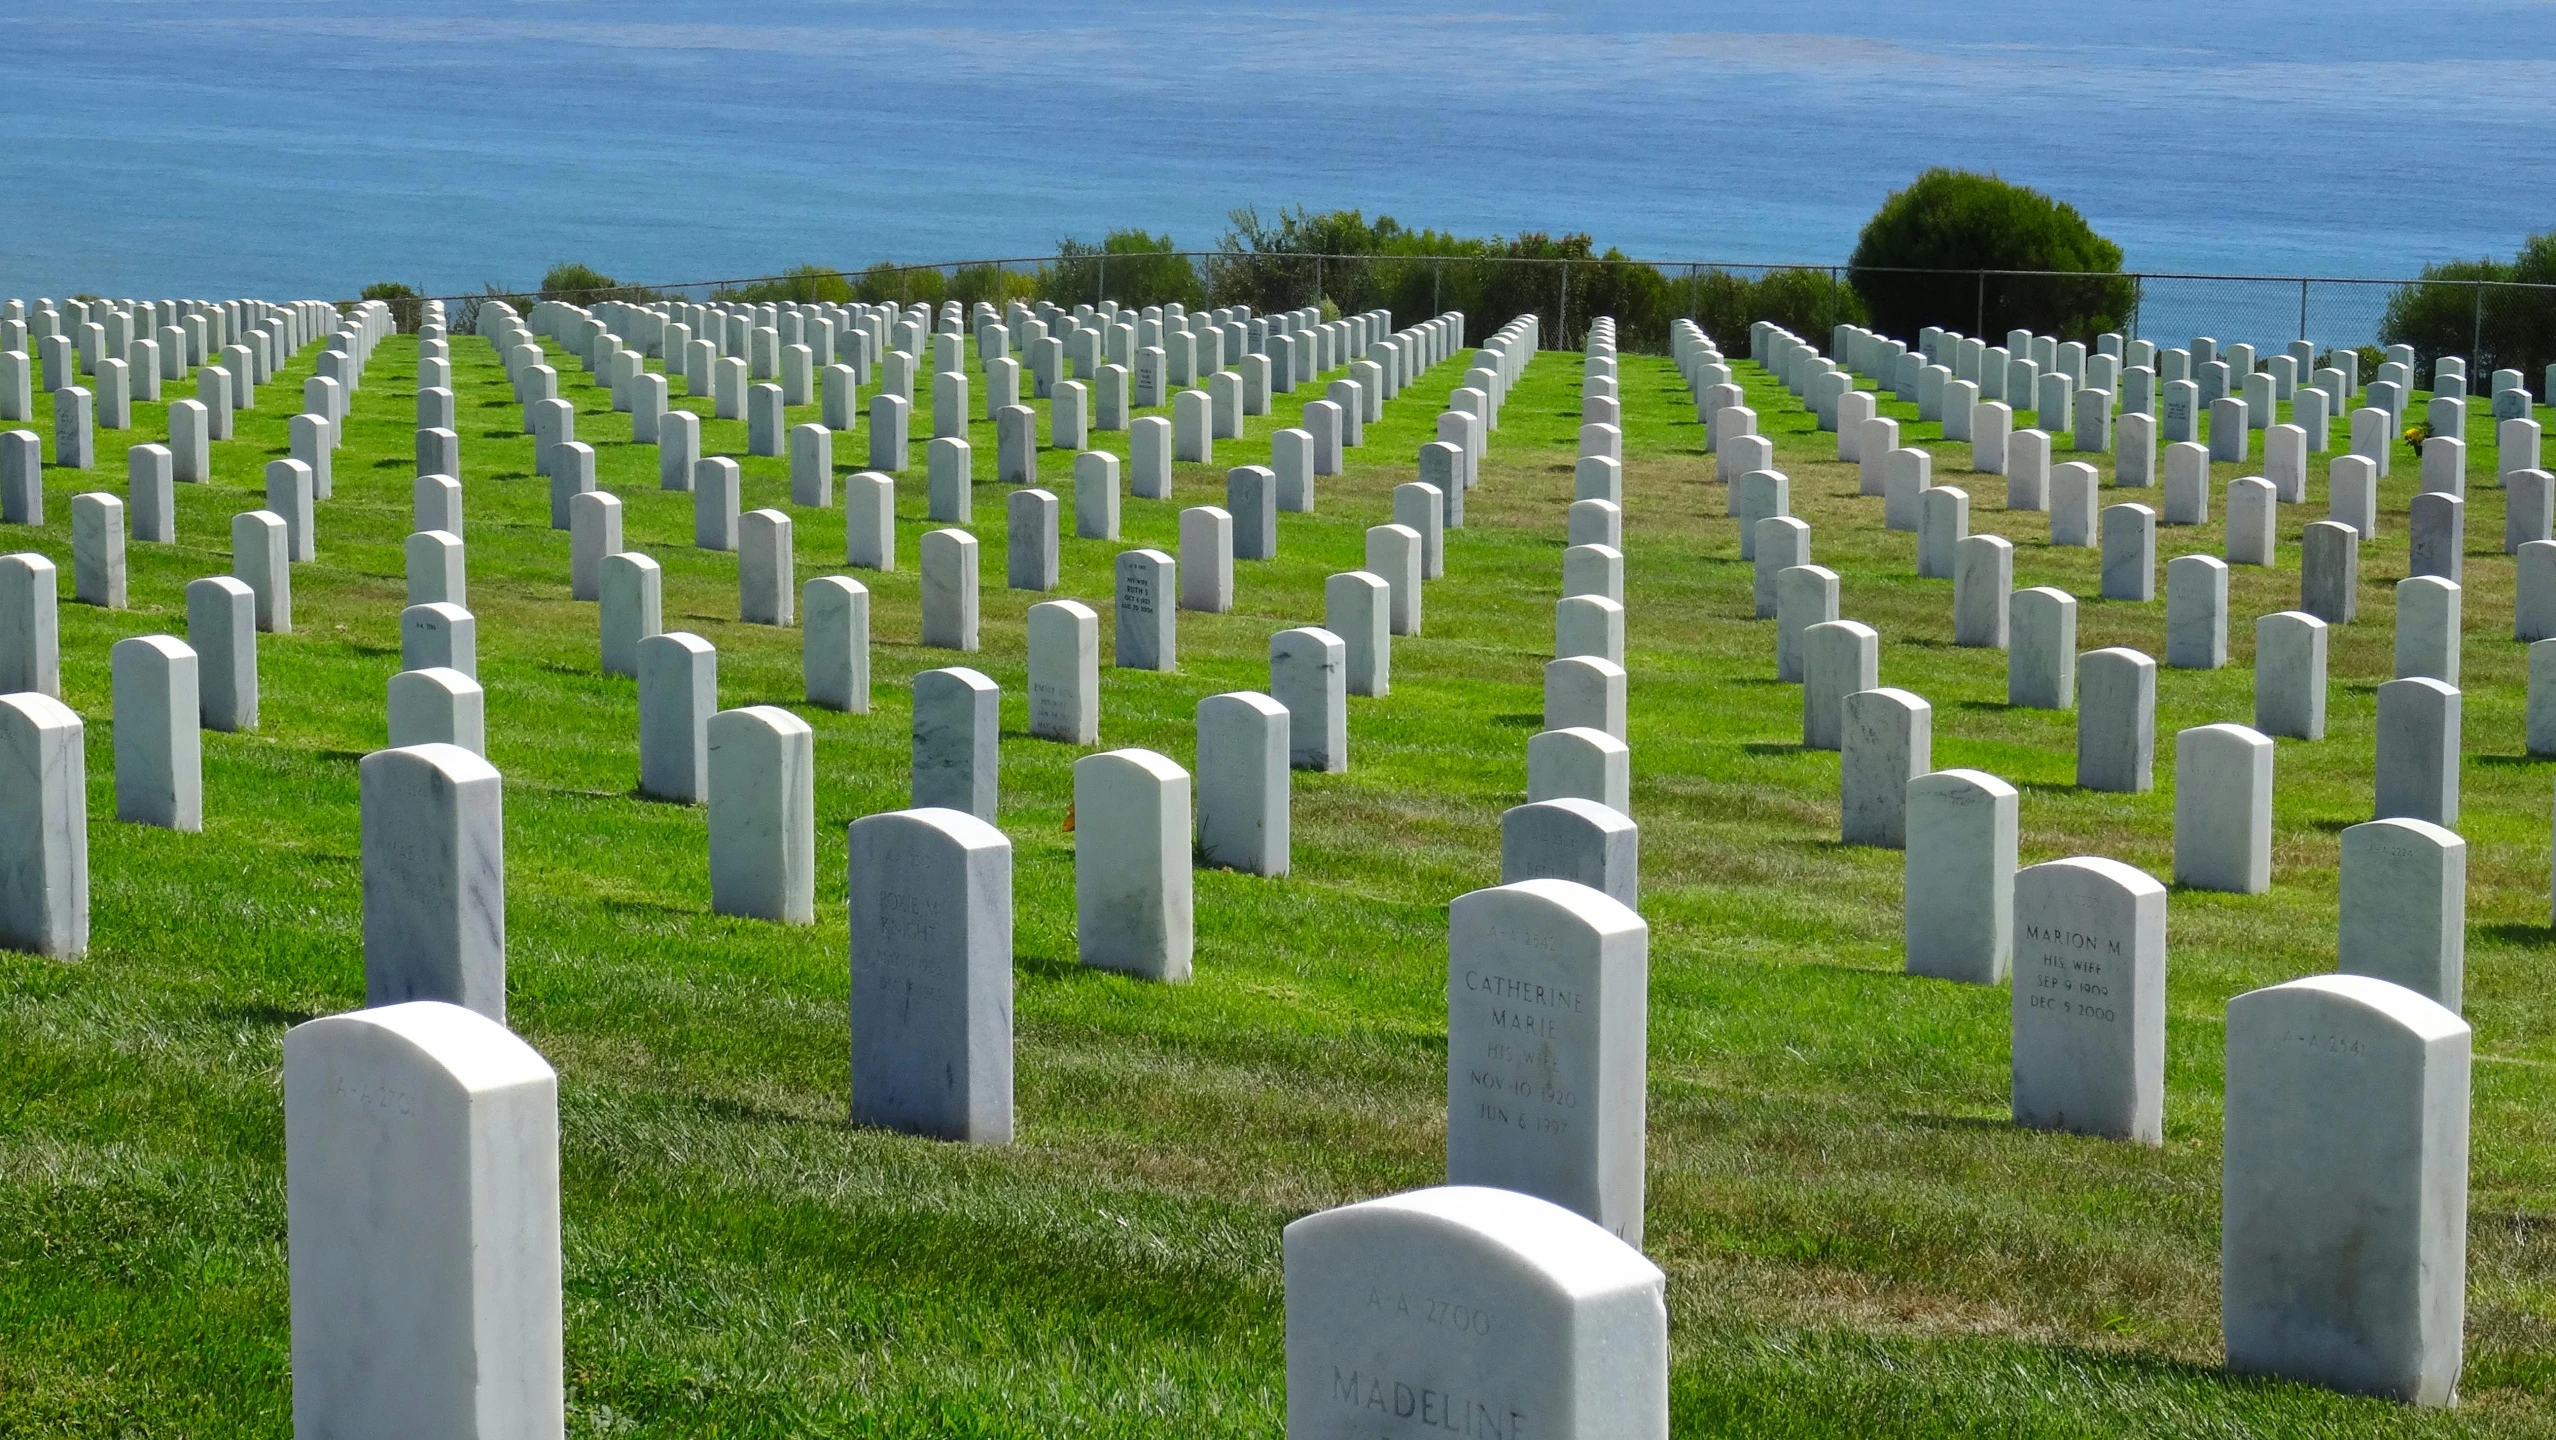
top-left (1, 317), bottom-right (2552, 1437)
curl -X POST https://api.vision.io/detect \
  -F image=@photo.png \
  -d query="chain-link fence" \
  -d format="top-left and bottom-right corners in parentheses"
top-left (436, 255), bottom-right (2556, 379)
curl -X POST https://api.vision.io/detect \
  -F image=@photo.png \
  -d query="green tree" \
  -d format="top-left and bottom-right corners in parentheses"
top-left (1683, 267), bottom-right (1866, 348)
top-left (1040, 230), bottom-right (1201, 311)
top-left (852, 261), bottom-right (944, 307)
top-left (358, 281), bottom-right (422, 333)
top-left (538, 262), bottom-right (638, 302)
top-left (714, 264), bottom-right (854, 305)
top-left (2379, 231), bottom-right (2556, 379)
top-left (948, 262), bottom-right (1035, 309)
top-left (1848, 169), bottom-right (2131, 344)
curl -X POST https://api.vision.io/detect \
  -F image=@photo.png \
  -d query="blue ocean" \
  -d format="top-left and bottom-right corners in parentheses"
top-left (3, 1), bottom-right (2552, 304)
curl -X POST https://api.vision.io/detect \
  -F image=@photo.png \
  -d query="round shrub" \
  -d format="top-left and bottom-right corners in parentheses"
top-left (1848, 169), bottom-right (2132, 345)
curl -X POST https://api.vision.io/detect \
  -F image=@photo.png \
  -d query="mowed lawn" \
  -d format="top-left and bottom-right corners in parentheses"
top-left (1, 310), bottom-right (2552, 1438)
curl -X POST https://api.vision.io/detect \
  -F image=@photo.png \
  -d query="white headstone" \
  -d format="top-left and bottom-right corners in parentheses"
top-left (2338, 818), bottom-right (2464, 1010)
top-left (2078, 647), bottom-right (2156, 791)
top-left (1544, 656), bottom-right (1626, 741)
top-left (912, 666), bottom-right (999, 820)
top-left (2012, 856), bottom-right (2166, 1143)
top-left (284, 1002), bottom-right (561, 1439)
top-left (2222, 974), bottom-right (2468, 1406)
top-left (400, 601), bottom-right (476, 679)
top-left (110, 635), bottom-right (198, 830)
top-left (1840, 687), bottom-right (1931, 847)
top-left (848, 806), bottom-right (1014, 1141)
top-left (186, 575), bottom-right (258, 730)
top-left (2374, 677), bottom-right (2459, 826)
top-left (2166, 555), bottom-right (2228, 670)
top-left (1802, 620), bottom-right (1877, 750)
top-left (2253, 611), bottom-right (2328, 740)
top-left (637, 632), bottom-right (715, 803)
top-left (360, 743), bottom-right (505, 1019)
top-left (1499, 798), bottom-right (1637, 911)
top-left (0, 693), bottom-right (84, 956)
top-left (1196, 691), bottom-right (1289, 877)
top-left (2173, 724), bottom-right (2274, 894)
top-left (706, 706), bottom-right (815, 923)
top-left (1905, 768), bottom-right (2015, 984)
top-left (1521, 715), bottom-right (1626, 810)
top-left (1074, 748), bottom-right (1192, 981)
top-left (1283, 1185), bottom-right (1667, 1440)
top-left (921, 528), bottom-right (981, 650)
top-left (387, 666), bottom-right (484, 757)
top-left (1445, 879), bottom-right (1649, 1242)
top-left (1269, 619), bottom-right (1349, 772)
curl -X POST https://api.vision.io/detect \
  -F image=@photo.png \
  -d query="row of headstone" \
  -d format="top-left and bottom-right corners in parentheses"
top-left (0, 295), bottom-right (416, 937)
top-left (1287, 432), bottom-right (1670, 1440)
top-left (1748, 334), bottom-right (2484, 827)
top-left (284, 305), bottom-right (1590, 1438)
top-left (282, 979), bottom-right (1676, 1436)
top-left (260, 295), bottom-right (2493, 1427)
top-left (1740, 312), bottom-right (2554, 792)
top-left (1726, 327), bottom-right (2480, 1405)
top-left (5, 295), bottom-right (384, 477)
top-left (1289, 448), bottom-right (1669, 1438)
top-left (498, 299), bottom-right (1477, 961)
top-left (64, 289), bottom-right (2465, 1427)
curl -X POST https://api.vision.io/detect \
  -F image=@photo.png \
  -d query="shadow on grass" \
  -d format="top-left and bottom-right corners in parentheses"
top-left (690, 1091), bottom-right (831, 1129)
top-left (2473, 753), bottom-right (2552, 767)
top-left (602, 895), bottom-right (700, 918)
top-left (620, 788), bottom-right (702, 809)
top-left (1891, 1110), bottom-right (2015, 1136)
top-left (208, 1000), bottom-right (319, 1029)
top-left (370, 456), bottom-right (408, 469)
top-left (1491, 712), bottom-right (1543, 728)
top-left (2477, 922), bottom-right (2556, 949)
top-left (1015, 950), bottom-right (1095, 983)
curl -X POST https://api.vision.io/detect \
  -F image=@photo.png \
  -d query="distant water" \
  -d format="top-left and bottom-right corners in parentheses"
top-left (4, 1), bottom-right (2554, 304)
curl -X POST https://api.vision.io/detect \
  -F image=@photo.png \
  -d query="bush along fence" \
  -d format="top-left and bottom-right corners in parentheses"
top-left (422, 255), bottom-right (2556, 375)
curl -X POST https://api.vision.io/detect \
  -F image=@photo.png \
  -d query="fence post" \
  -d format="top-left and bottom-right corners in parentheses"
top-left (1556, 260), bottom-right (1568, 349)
top-left (1827, 267), bottom-right (1840, 341)
top-left (1316, 254), bottom-right (1325, 311)
top-left (2472, 282), bottom-right (2485, 365)
top-left (2130, 274), bottom-right (2144, 345)
top-left (1432, 259), bottom-right (1441, 319)
top-left (2298, 278), bottom-right (2310, 343)
top-left (1975, 271), bottom-right (1985, 338)
top-left (1096, 254), bottom-right (1106, 308)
